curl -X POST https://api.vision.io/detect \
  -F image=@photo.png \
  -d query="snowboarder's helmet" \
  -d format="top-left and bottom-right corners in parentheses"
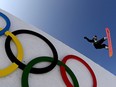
top-left (93, 35), bottom-right (97, 38)
top-left (93, 35), bottom-right (97, 40)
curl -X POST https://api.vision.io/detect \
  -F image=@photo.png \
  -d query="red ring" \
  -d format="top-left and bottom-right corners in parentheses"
top-left (60, 55), bottom-right (97, 87)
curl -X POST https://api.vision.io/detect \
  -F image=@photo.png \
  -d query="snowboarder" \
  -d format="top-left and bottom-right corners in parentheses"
top-left (84, 35), bottom-right (108, 49)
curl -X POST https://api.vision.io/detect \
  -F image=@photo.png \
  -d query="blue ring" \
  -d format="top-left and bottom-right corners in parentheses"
top-left (0, 12), bottom-right (11, 36)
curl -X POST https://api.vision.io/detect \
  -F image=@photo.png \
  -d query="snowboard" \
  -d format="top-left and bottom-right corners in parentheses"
top-left (105, 28), bottom-right (113, 57)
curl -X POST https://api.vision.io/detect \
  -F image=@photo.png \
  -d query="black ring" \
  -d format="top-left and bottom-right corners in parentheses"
top-left (5, 29), bottom-right (58, 74)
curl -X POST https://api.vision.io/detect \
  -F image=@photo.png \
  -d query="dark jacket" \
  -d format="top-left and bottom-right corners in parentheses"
top-left (84, 37), bottom-right (106, 49)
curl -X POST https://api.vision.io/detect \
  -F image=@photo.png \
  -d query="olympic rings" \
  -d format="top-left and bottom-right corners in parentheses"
top-left (0, 28), bottom-right (24, 77)
top-left (60, 55), bottom-right (97, 87)
top-left (5, 29), bottom-right (58, 74)
top-left (21, 57), bottom-right (79, 87)
top-left (0, 12), bottom-right (97, 87)
top-left (0, 12), bottom-right (11, 36)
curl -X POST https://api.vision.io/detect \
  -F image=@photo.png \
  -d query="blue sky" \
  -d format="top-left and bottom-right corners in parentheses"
top-left (0, 0), bottom-right (116, 75)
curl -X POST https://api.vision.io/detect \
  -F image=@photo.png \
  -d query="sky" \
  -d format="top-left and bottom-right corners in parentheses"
top-left (0, 0), bottom-right (116, 75)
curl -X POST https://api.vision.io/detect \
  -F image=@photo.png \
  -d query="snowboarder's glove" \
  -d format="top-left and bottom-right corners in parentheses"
top-left (84, 37), bottom-right (87, 39)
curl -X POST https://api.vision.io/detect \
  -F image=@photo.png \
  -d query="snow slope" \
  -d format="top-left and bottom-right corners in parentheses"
top-left (0, 9), bottom-right (116, 87)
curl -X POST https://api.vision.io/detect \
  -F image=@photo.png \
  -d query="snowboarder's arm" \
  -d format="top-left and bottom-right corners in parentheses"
top-left (84, 37), bottom-right (93, 43)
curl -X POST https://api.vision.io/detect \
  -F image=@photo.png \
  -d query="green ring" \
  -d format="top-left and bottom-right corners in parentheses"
top-left (21, 56), bottom-right (79, 87)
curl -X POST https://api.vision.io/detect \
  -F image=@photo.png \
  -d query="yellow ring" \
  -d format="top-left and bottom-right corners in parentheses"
top-left (0, 28), bottom-right (23, 77)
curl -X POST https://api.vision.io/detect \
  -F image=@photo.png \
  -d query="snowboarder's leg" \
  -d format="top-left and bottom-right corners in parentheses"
top-left (99, 44), bottom-right (108, 49)
top-left (97, 37), bottom-right (107, 44)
